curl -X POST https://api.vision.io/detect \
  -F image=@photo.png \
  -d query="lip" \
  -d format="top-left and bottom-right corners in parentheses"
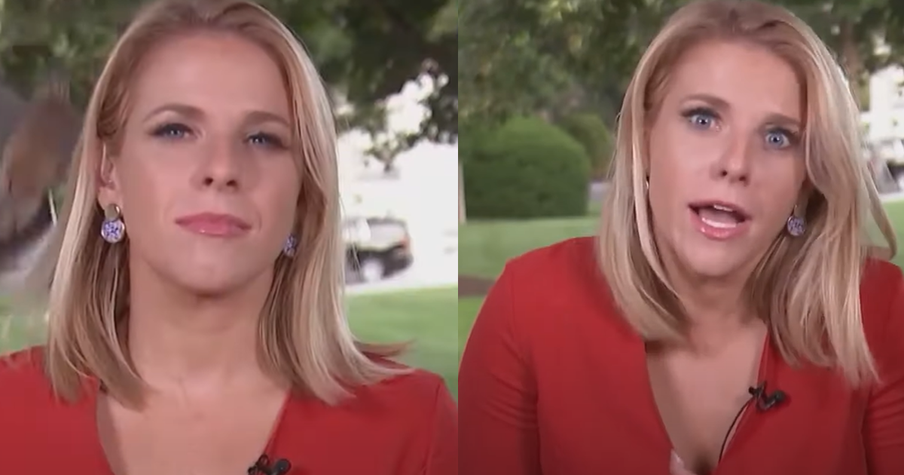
top-left (687, 200), bottom-right (752, 241)
top-left (687, 200), bottom-right (751, 220)
top-left (174, 212), bottom-right (251, 237)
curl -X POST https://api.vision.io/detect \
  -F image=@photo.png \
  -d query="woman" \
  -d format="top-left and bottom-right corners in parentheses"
top-left (459, 1), bottom-right (904, 474)
top-left (0, 0), bottom-right (457, 473)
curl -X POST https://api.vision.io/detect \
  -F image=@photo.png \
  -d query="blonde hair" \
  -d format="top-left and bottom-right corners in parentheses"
top-left (599, 0), bottom-right (895, 386)
top-left (31, 0), bottom-right (405, 406)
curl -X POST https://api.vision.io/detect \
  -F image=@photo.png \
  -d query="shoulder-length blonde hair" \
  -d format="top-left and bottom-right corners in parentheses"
top-left (31, 0), bottom-right (405, 406)
top-left (599, 0), bottom-right (895, 386)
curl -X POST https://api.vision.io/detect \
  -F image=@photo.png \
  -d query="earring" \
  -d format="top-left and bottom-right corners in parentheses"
top-left (282, 235), bottom-right (298, 257)
top-left (786, 213), bottom-right (806, 237)
top-left (101, 204), bottom-right (126, 243)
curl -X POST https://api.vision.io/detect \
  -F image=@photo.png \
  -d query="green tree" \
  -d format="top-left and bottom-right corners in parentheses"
top-left (460, 0), bottom-right (678, 126)
top-left (777, 0), bottom-right (904, 105)
top-left (0, 0), bottom-right (457, 144)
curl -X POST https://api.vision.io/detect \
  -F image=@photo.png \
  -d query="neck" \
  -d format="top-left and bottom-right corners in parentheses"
top-left (125, 259), bottom-right (275, 395)
top-left (657, 247), bottom-right (758, 346)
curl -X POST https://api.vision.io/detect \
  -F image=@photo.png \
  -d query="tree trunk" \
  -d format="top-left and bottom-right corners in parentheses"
top-left (839, 19), bottom-right (864, 105)
top-left (459, 160), bottom-right (467, 224)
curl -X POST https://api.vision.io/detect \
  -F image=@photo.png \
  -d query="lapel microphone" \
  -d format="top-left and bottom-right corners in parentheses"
top-left (247, 454), bottom-right (292, 475)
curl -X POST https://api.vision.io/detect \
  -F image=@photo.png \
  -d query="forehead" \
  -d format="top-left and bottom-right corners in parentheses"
top-left (665, 40), bottom-right (803, 120)
top-left (128, 31), bottom-right (290, 117)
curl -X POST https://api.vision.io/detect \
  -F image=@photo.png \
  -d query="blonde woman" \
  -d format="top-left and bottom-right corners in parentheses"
top-left (0, 0), bottom-right (457, 473)
top-left (460, 1), bottom-right (904, 474)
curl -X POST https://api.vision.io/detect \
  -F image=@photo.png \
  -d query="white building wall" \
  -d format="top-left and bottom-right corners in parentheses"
top-left (864, 65), bottom-right (904, 142)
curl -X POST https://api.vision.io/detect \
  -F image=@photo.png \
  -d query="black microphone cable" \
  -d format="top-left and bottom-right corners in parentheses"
top-left (717, 382), bottom-right (788, 460)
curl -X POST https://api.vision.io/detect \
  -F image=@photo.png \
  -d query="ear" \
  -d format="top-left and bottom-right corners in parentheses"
top-left (96, 144), bottom-right (121, 209)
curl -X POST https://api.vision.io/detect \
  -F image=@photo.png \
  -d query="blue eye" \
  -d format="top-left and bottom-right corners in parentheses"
top-left (247, 132), bottom-right (285, 149)
top-left (152, 123), bottom-right (190, 139)
top-left (765, 129), bottom-right (793, 149)
top-left (682, 108), bottom-right (717, 129)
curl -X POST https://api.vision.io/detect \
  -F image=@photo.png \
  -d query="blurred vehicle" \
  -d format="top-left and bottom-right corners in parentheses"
top-left (342, 216), bottom-right (413, 283)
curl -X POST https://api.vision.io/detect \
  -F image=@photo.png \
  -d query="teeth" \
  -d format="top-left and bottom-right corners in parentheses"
top-left (700, 216), bottom-right (739, 229)
top-left (712, 204), bottom-right (734, 213)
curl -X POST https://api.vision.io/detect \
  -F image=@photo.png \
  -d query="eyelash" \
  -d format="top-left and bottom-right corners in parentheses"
top-left (680, 107), bottom-right (799, 148)
top-left (150, 122), bottom-right (287, 149)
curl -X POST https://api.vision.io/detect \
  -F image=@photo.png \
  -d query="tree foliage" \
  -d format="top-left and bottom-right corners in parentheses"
top-left (460, 0), bottom-right (904, 127)
top-left (460, 0), bottom-right (679, 126)
top-left (0, 0), bottom-right (457, 145)
top-left (774, 0), bottom-right (904, 103)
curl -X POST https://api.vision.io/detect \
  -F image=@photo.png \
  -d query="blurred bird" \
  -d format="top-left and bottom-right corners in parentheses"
top-left (0, 71), bottom-right (80, 246)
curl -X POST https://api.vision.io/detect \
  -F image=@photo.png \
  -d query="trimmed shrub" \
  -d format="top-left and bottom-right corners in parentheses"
top-left (557, 113), bottom-right (614, 179)
top-left (463, 116), bottom-right (590, 219)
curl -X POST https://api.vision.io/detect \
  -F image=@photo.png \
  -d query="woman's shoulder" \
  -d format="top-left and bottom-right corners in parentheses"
top-left (277, 366), bottom-right (456, 472)
top-left (860, 257), bottom-right (904, 345)
top-left (492, 236), bottom-right (623, 326)
top-left (503, 235), bottom-right (598, 278)
top-left (341, 364), bottom-right (453, 420)
top-left (283, 364), bottom-right (455, 442)
top-left (861, 257), bottom-right (903, 294)
top-left (0, 345), bottom-right (50, 394)
top-left (0, 345), bottom-right (63, 422)
top-left (495, 236), bottom-right (607, 302)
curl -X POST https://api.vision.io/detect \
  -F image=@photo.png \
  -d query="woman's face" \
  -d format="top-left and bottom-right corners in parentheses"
top-left (98, 31), bottom-right (300, 295)
top-left (646, 40), bottom-right (807, 282)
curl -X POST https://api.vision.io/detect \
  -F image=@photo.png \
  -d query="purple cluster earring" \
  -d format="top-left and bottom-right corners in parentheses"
top-left (786, 214), bottom-right (806, 237)
top-left (100, 204), bottom-right (126, 243)
top-left (282, 235), bottom-right (298, 257)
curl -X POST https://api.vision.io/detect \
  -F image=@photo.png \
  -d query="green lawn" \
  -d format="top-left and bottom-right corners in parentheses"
top-left (884, 200), bottom-right (904, 268)
top-left (348, 287), bottom-right (459, 396)
top-left (459, 216), bottom-right (597, 278)
top-left (0, 287), bottom-right (460, 397)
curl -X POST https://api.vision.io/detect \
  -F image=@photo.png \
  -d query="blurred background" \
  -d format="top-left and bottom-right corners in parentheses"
top-left (0, 0), bottom-right (459, 395)
top-left (459, 0), bottom-right (904, 346)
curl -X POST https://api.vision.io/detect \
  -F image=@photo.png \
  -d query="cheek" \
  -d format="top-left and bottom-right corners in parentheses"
top-left (761, 160), bottom-right (806, 219)
top-left (258, 170), bottom-right (301, 235)
top-left (115, 158), bottom-right (170, 217)
top-left (647, 124), bottom-right (704, 206)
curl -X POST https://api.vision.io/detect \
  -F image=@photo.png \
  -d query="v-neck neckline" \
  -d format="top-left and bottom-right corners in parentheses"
top-left (635, 327), bottom-right (774, 474)
top-left (84, 378), bottom-right (294, 475)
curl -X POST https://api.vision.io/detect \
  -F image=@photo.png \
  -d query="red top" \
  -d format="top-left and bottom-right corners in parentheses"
top-left (459, 236), bottom-right (904, 475)
top-left (0, 347), bottom-right (457, 474)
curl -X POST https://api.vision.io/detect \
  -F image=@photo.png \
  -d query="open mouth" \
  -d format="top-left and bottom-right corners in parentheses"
top-left (689, 202), bottom-right (750, 228)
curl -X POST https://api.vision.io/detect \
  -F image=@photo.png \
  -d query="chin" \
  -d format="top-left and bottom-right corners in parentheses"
top-left (677, 248), bottom-right (749, 280)
top-left (165, 258), bottom-right (272, 297)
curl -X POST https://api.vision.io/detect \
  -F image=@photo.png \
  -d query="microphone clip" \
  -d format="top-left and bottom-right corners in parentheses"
top-left (248, 455), bottom-right (292, 475)
top-left (748, 382), bottom-right (786, 412)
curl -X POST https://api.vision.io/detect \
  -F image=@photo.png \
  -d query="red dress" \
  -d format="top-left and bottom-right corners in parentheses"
top-left (0, 347), bottom-right (457, 474)
top-left (459, 236), bottom-right (904, 475)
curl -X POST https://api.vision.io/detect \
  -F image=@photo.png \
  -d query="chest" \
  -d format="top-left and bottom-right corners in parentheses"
top-left (97, 393), bottom-right (286, 475)
top-left (529, 318), bottom-right (868, 475)
top-left (645, 346), bottom-right (763, 474)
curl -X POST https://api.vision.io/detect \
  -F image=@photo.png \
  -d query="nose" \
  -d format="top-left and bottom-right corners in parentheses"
top-left (711, 132), bottom-right (752, 184)
top-left (192, 139), bottom-right (244, 192)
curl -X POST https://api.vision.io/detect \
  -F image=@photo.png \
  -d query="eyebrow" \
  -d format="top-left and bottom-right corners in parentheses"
top-left (683, 93), bottom-right (801, 129)
top-left (142, 103), bottom-right (291, 128)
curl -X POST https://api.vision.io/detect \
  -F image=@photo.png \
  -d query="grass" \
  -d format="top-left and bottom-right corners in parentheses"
top-left (884, 200), bottom-right (904, 268)
top-left (0, 287), bottom-right (460, 397)
top-left (347, 287), bottom-right (459, 396)
top-left (459, 216), bottom-right (597, 278)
